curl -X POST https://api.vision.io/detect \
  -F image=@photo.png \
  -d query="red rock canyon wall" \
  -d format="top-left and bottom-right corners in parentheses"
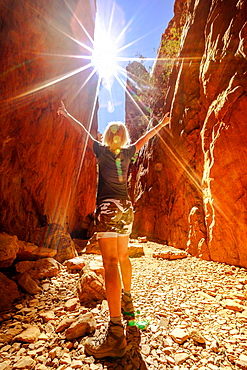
top-left (131, 0), bottom-right (247, 268)
top-left (1, 0), bottom-right (247, 271)
top-left (0, 0), bottom-right (97, 240)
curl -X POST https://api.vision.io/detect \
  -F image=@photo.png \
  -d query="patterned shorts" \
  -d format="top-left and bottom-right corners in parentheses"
top-left (95, 199), bottom-right (134, 238)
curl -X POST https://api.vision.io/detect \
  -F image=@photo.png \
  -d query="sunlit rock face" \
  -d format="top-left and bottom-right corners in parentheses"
top-left (0, 0), bottom-right (97, 240)
top-left (131, 0), bottom-right (247, 267)
top-left (125, 61), bottom-right (150, 143)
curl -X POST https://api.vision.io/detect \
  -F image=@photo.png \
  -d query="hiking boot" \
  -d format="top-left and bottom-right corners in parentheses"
top-left (84, 321), bottom-right (126, 359)
top-left (121, 292), bottom-right (135, 317)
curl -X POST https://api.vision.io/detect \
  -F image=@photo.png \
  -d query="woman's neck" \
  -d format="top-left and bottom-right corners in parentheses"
top-left (108, 144), bottom-right (122, 153)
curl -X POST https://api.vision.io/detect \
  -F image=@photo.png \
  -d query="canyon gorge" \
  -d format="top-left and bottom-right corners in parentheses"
top-left (1, 0), bottom-right (247, 309)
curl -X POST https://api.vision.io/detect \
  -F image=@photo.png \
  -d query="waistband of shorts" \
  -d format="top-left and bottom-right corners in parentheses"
top-left (97, 198), bottom-right (132, 207)
top-left (96, 231), bottom-right (130, 239)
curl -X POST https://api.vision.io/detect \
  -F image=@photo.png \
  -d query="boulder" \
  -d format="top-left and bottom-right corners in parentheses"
top-left (0, 272), bottom-right (20, 312)
top-left (86, 260), bottom-right (104, 278)
top-left (77, 268), bottom-right (106, 305)
top-left (17, 272), bottom-right (42, 295)
top-left (128, 243), bottom-right (145, 258)
top-left (170, 328), bottom-right (189, 344)
top-left (64, 298), bottom-right (80, 311)
top-left (15, 257), bottom-right (61, 279)
top-left (65, 312), bottom-right (96, 340)
top-left (29, 224), bottom-right (78, 263)
top-left (17, 240), bottom-right (56, 261)
top-left (0, 324), bottom-right (23, 343)
top-left (222, 299), bottom-right (245, 312)
top-left (12, 356), bottom-right (36, 369)
top-left (189, 329), bottom-right (206, 344)
top-left (153, 250), bottom-right (188, 260)
top-left (84, 234), bottom-right (101, 255)
top-left (65, 256), bottom-right (85, 271)
top-left (13, 325), bottom-right (41, 343)
top-left (0, 233), bottom-right (19, 268)
top-left (56, 317), bottom-right (75, 333)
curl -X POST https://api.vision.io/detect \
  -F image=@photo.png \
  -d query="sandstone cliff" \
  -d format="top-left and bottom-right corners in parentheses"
top-left (0, 0), bottom-right (97, 240)
top-left (131, 0), bottom-right (247, 267)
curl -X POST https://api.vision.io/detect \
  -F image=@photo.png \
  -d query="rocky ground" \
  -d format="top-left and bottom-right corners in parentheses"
top-left (1, 241), bottom-right (247, 370)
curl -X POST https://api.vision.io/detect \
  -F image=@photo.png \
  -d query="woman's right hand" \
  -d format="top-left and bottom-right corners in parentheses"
top-left (57, 101), bottom-right (68, 117)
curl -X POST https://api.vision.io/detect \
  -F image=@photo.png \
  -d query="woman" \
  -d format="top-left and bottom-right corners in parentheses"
top-left (57, 102), bottom-right (170, 358)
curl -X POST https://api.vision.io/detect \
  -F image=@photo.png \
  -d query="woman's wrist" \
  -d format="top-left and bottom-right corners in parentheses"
top-left (161, 117), bottom-right (170, 127)
top-left (62, 109), bottom-right (69, 118)
top-left (159, 119), bottom-right (167, 127)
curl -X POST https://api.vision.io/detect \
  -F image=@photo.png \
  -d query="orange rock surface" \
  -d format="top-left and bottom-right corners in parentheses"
top-left (131, 0), bottom-right (247, 267)
top-left (0, 0), bottom-right (97, 240)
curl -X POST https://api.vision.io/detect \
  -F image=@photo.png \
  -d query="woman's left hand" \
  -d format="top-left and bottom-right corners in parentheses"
top-left (160, 112), bottom-right (170, 127)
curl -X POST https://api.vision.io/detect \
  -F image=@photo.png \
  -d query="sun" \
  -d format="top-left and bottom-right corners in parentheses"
top-left (91, 21), bottom-right (119, 87)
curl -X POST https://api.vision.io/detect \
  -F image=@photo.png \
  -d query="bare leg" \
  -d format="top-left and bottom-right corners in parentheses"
top-left (99, 237), bottom-right (121, 317)
top-left (117, 235), bottom-right (132, 292)
top-left (84, 236), bottom-right (127, 358)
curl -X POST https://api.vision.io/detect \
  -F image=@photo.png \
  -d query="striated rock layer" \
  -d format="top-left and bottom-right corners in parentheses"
top-left (131, 0), bottom-right (247, 267)
top-left (0, 0), bottom-right (97, 240)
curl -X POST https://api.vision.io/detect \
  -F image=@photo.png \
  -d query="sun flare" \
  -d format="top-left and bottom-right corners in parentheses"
top-left (8, 0), bottom-right (161, 123)
top-left (91, 23), bottom-right (119, 87)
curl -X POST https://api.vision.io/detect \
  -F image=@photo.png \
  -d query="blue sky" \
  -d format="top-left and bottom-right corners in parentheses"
top-left (96, 0), bottom-right (174, 132)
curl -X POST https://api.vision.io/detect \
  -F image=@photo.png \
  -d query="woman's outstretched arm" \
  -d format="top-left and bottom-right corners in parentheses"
top-left (133, 112), bottom-right (170, 152)
top-left (57, 101), bottom-right (98, 142)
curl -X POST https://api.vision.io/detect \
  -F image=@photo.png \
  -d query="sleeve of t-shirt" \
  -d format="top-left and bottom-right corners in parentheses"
top-left (93, 141), bottom-right (101, 157)
top-left (126, 145), bottom-right (136, 160)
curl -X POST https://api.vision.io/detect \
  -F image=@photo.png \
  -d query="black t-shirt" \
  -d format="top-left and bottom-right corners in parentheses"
top-left (93, 141), bottom-right (136, 205)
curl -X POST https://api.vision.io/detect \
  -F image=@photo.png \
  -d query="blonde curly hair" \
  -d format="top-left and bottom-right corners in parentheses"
top-left (103, 121), bottom-right (130, 152)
